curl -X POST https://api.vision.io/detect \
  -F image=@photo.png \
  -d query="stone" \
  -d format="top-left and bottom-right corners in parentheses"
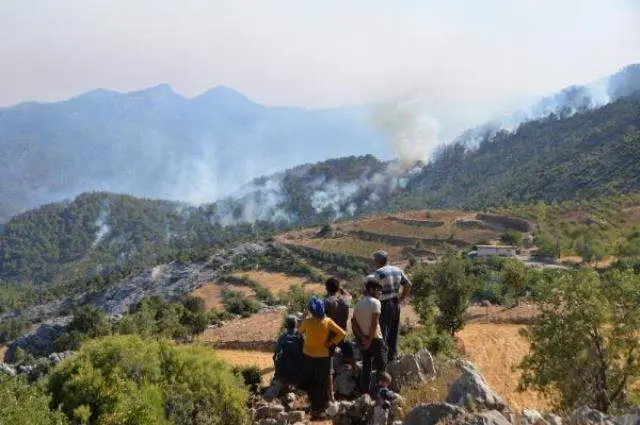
top-left (446, 365), bottom-right (508, 413)
top-left (387, 348), bottom-right (436, 391)
top-left (334, 363), bottom-right (358, 397)
top-left (523, 409), bottom-right (548, 425)
top-left (545, 414), bottom-right (563, 425)
top-left (403, 403), bottom-right (467, 425)
top-left (475, 410), bottom-right (512, 425)
top-left (288, 411), bottom-right (306, 422)
top-left (256, 404), bottom-right (286, 420)
top-left (571, 407), bottom-right (608, 425)
top-left (5, 323), bottom-right (66, 363)
top-left (612, 414), bottom-right (640, 425)
top-left (259, 419), bottom-right (278, 425)
top-left (0, 363), bottom-right (16, 377)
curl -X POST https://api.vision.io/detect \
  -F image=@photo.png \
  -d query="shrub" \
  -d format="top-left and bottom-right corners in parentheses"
top-left (221, 289), bottom-right (260, 317)
top-left (232, 365), bottom-right (262, 393)
top-left (500, 230), bottom-right (522, 246)
top-left (47, 335), bottom-right (249, 425)
top-left (0, 376), bottom-right (69, 425)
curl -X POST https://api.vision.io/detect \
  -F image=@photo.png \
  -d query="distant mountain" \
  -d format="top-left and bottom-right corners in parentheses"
top-left (0, 85), bottom-right (389, 223)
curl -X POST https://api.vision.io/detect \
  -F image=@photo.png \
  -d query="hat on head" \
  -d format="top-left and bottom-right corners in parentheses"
top-left (372, 250), bottom-right (388, 263)
top-left (308, 296), bottom-right (326, 318)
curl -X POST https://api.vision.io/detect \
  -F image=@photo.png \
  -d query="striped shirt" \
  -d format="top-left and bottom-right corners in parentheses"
top-left (373, 265), bottom-right (412, 301)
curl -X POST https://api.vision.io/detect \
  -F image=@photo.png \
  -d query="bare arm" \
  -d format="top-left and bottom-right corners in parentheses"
top-left (351, 317), bottom-right (366, 341)
top-left (399, 272), bottom-right (412, 302)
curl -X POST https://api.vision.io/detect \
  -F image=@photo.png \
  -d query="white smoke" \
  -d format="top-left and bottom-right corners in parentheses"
top-left (310, 179), bottom-right (360, 217)
top-left (93, 207), bottom-right (110, 247)
top-left (372, 93), bottom-right (441, 165)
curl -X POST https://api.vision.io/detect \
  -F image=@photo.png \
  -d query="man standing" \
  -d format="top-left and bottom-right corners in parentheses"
top-left (372, 250), bottom-right (412, 363)
top-left (352, 277), bottom-right (387, 394)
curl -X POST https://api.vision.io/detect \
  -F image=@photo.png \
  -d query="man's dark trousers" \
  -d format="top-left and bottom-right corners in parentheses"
top-left (360, 338), bottom-right (387, 394)
top-left (380, 298), bottom-right (400, 362)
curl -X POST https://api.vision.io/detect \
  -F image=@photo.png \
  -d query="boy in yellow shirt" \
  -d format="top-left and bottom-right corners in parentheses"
top-left (299, 296), bottom-right (346, 419)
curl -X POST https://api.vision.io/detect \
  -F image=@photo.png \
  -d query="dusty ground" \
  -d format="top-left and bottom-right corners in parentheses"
top-left (467, 304), bottom-right (539, 325)
top-left (191, 282), bottom-right (255, 310)
top-left (233, 271), bottom-right (325, 295)
top-left (457, 323), bottom-right (550, 412)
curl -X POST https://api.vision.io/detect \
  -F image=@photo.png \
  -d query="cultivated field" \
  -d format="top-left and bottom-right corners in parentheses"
top-left (291, 236), bottom-right (403, 260)
top-left (233, 271), bottom-right (325, 295)
top-left (191, 282), bottom-right (255, 311)
top-left (457, 323), bottom-right (550, 411)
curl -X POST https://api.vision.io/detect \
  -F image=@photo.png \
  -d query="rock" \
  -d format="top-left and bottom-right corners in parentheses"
top-left (475, 410), bottom-right (512, 425)
top-left (0, 362), bottom-right (16, 377)
top-left (284, 392), bottom-right (297, 404)
top-left (334, 364), bottom-right (358, 397)
top-left (288, 411), bottom-right (306, 422)
top-left (523, 409), bottom-right (548, 425)
top-left (388, 348), bottom-right (436, 391)
top-left (256, 404), bottom-right (286, 420)
top-left (331, 395), bottom-right (375, 425)
top-left (545, 414), bottom-right (563, 425)
top-left (612, 414), bottom-right (640, 425)
top-left (48, 351), bottom-right (72, 365)
top-left (446, 364), bottom-right (508, 413)
top-left (259, 419), bottom-right (278, 425)
top-left (403, 402), bottom-right (467, 425)
top-left (4, 323), bottom-right (67, 363)
top-left (571, 407), bottom-right (608, 425)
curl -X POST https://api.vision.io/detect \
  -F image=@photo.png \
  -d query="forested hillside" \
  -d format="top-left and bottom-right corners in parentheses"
top-left (391, 95), bottom-right (640, 211)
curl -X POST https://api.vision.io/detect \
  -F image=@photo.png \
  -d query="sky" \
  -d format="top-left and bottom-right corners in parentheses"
top-left (0, 0), bottom-right (638, 117)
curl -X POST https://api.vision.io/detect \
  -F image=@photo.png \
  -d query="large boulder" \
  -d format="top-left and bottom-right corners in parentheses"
top-left (523, 409), bottom-right (548, 425)
top-left (332, 394), bottom-right (375, 425)
top-left (334, 363), bottom-right (359, 397)
top-left (446, 362), bottom-right (508, 413)
top-left (4, 323), bottom-right (66, 363)
top-left (569, 407), bottom-right (616, 425)
top-left (475, 410), bottom-right (512, 425)
top-left (387, 348), bottom-right (436, 392)
top-left (403, 403), bottom-right (467, 425)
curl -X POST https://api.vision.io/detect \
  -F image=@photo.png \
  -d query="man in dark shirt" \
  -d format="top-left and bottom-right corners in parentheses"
top-left (323, 277), bottom-right (354, 400)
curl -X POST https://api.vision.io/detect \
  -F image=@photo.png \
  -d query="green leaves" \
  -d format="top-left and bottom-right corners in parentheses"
top-left (518, 269), bottom-right (640, 413)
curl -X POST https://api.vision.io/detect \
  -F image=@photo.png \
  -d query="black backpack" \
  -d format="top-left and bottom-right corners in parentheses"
top-left (275, 332), bottom-right (303, 384)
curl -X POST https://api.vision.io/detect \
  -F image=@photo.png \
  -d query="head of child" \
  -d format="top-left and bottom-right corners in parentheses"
top-left (377, 371), bottom-right (392, 389)
top-left (284, 315), bottom-right (297, 333)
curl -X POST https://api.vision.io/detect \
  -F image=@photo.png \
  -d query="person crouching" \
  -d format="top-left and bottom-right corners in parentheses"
top-left (299, 296), bottom-right (346, 420)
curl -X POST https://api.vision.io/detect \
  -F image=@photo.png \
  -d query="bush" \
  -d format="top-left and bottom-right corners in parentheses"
top-left (398, 326), bottom-right (455, 358)
top-left (232, 365), bottom-right (262, 393)
top-left (221, 290), bottom-right (260, 317)
top-left (278, 284), bottom-right (320, 315)
top-left (0, 317), bottom-right (30, 344)
top-left (500, 230), bottom-right (522, 246)
top-left (47, 335), bottom-right (249, 425)
top-left (0, 376), bottom-right (69, 425)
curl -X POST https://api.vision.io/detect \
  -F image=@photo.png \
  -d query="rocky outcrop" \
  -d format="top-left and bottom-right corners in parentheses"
top-left (387, 348), bottom-right (436, 391)
top-left (403, 402), bottom-right (467, 425)
top-left (446, 361), bottom-right (508, 413)
top-left (4, 321), bottom-right (69, 363)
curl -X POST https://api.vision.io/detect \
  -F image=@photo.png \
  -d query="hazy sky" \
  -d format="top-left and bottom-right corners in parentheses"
top-left (1, 0), bottom-right (638, 117)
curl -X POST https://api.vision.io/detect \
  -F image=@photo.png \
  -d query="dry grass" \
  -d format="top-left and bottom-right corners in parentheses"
top-left (0, 345), bottom-right (6, 361)
top-left (233, 271), bottom-right (325, 294)
top-left (297, 236), bottom-right (402, 260)
top-left (191, 282), bottom-right (255, 311)
top-left (401, 360), bottom-right (461, 408)
top-left (199, 310), bottom-right (285, 344)
top-left (214, 349), bottom-right (276, 384)
top-left (457, 323), bottom-right (551, 411)
top-left (467, 304), bottom-right (539, 325)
